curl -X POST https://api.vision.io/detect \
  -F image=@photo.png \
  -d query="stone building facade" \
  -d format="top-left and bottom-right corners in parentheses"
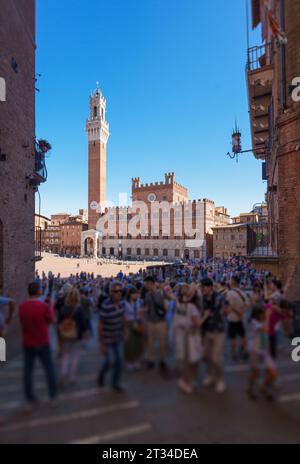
top-left (82, 172), bottom-right (229, 260)
top-left (82, 87), bottom-right (230, 260)
top-left (43, 224), bottom-right (61, 254)
top-left (35, 214), bottom-right (51, 231)
top-left (61, 220), bottom-right (88, 256)
top-left (213, 224), bottom-right (251, 259)
top-left (247, 0), bottom-right (300, 297)
top-left (40, 212), bottom-right (87, 255)
top-left (132, 173), bottom-right (188, 204)
top-left (42, 214), bottom-right (68, 254)
top-left (0, 0), bottom-right (37, 302)
top-left (50, 213), bottom-right (70, 226)
top-left (213, 204), bottom-right (270, 262)
top-left (215, 206), bottom-right (231, 227)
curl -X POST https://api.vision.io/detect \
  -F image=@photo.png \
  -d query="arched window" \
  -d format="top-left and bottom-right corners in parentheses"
top-left (153, 248), bottom-right (159, 257)
top-left (137, 248), bottom-right (141, 256)
top-left (93, 106), bottom-right (98, 118)
top-left (84, 237), bottom-right (94, 256)
top-left (163, 249), bottom-right (168, 257)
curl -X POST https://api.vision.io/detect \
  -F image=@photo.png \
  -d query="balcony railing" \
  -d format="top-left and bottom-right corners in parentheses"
top-left (247, 42), bottom-right (272, 72)
top-left (34, 226), bottom-right (43, 261)
top-left (247, 222), bottom-right (278, 258)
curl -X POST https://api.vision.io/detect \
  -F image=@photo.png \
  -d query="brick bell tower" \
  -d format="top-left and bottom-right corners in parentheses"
top-left (86, 83), bottom-right (110, 230)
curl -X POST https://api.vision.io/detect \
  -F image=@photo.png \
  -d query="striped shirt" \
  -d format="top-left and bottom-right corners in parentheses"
top-left (99, 298), bottom-right (125, 344)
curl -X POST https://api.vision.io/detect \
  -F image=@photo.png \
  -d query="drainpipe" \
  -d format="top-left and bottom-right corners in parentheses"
top-left (280, 0), bottom-right (287, 110)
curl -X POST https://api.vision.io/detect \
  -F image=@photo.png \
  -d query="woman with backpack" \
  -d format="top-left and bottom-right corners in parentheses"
top-left (57, 287), bottom-right (88, 385)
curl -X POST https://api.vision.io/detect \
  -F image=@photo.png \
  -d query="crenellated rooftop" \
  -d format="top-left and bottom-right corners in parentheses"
top-left (132, 172), bottom-right (188, 193)
top-left (103, 198), bottom-right (216, 213)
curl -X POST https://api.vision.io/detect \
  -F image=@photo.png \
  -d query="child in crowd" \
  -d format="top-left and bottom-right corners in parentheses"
top-left (247, 305), bottom-right (278, 401)
top-left (266, 297), bottom-right (293, 360)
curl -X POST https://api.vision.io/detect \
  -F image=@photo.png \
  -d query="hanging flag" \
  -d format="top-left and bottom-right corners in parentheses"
top-left (268, 10), bottom-right (288, 43)
top-left (263, 0), bottom-right (288, 44)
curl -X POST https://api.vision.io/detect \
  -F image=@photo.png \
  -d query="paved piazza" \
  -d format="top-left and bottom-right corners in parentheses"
top-left (35, 254), bottom-right (165, 278)
top-left (1, 324), bottom-right (300, 444)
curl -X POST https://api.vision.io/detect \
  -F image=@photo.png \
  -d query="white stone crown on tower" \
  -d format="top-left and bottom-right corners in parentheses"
top-left (86, 83), bottom-right (110, 143)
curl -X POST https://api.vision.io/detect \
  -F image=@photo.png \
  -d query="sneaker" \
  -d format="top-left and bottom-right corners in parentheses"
top-left (59, 376), bottom-right (67, 387)
top-left (48, 399), bottom-right (59, 410)
top-left (147, 361), bottom-right (155, 369)
top-left (23, 402), bottom-right (34, 415)
top-left (97, 376), bottom-right (105, 388)
top-left (178, 379), bottom-right (193, 394)
top-left (133, 361), bottom-right (142, 371)
top-left (273, 379), bottom-right (282, 390)
top-left (160, 361), bottom-right (168, 372)
top-left (112, 385), bottom-right (126, 393)
top-left (203, 376), bottom-right (214, 388)
top-left (246, 387), bottom-right (258, 401)
top-left (215, 380), bottom-right (226, 394)
top-left (260, 386), bottom-right (275, 402)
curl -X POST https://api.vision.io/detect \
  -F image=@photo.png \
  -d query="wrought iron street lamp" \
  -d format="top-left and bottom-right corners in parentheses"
top-left (226, 122), bottom-right (257, 162)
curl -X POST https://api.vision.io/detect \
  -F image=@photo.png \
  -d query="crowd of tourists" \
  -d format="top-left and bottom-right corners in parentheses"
top-left (0, 257), bottom-right (296, 414)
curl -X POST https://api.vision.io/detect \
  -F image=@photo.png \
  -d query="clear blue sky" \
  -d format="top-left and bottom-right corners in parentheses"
top-left (36, 0), bottom-right (265, 219)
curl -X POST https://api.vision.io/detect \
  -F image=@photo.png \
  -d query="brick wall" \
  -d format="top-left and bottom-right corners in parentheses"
top-left (101, 238), bottom-right (204, 260)
top-left (88, 140), bottom-right (106, 230)
top-left (276, 0), bottom-right (300, 299)
top-left (213, 226), bottom-right (248, 259)
top-left (0, 0), bottom-right (36, 303)
top-left (61, 222), bottom-right (88, 254)
top-left (249, 0), bottom-right (300, 299)
top-left (131, 173), bottom-right (189, 204)
top-left (277, 110), bottom-right (300, 298)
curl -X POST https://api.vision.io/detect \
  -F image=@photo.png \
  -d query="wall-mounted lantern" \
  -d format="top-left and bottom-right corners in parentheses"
top-left (226, 122), bottom-right (256, 162)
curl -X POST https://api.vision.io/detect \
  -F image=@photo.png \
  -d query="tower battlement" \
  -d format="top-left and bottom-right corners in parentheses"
top-left (131, 173), bottom-right (189, 204)
top-left (132, 177), bottom-right (141, 189)
top-left (132, 173), bottom-right (187, 191)
top-left (202, 198), bottom-right (215, 205)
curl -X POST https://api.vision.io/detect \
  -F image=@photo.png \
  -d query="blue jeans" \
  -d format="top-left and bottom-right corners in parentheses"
top-left (98, 341), bottom-right (123, 388)
top-left (23, 345), bottom-right (57, 402)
